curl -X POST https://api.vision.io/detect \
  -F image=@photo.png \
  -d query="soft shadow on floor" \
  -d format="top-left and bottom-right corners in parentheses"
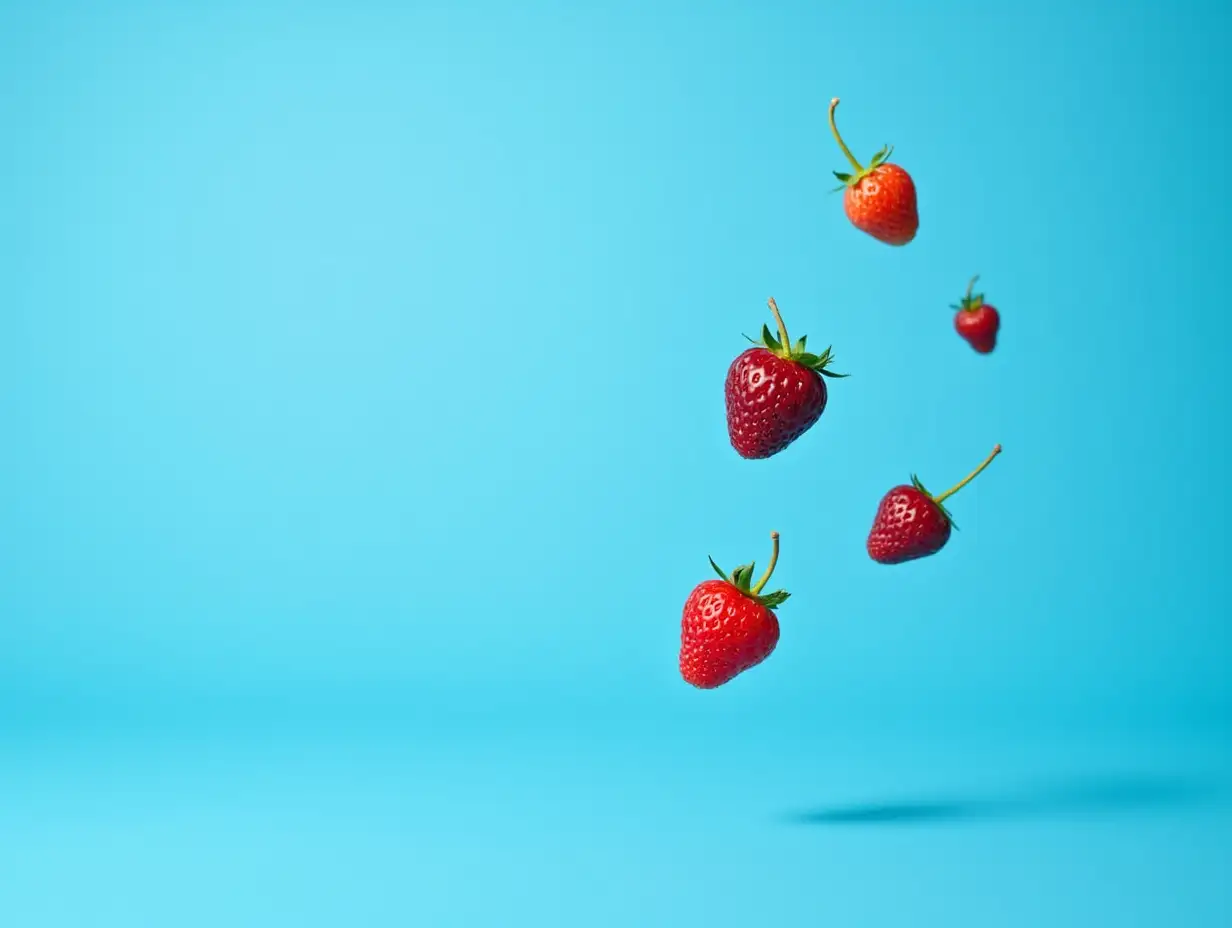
top-left (783, 775), bottom-right (1220, 827)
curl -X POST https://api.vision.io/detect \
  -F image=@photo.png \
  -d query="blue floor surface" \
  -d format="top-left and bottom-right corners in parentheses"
top-left (3, 718), bottom-right (1229, 926)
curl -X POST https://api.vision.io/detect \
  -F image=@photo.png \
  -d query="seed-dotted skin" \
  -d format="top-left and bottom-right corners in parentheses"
top-left (866, 485), bottom-right (952, 564)
top-left (844, 163), bottom-right (919, 246)
top-left (955, 304), bottom-right (1001, 354)
top-left (679, 579), bottom-right (780, 689)
top-left (725, 347), bottom-right (827, 459)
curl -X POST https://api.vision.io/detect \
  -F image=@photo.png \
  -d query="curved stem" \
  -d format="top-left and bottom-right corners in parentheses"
top-left (750, 531), bottom-right (780, 596)
top-left (766, 298), bottom-right (790, 350)
top-left (965, 275), bottom-right (980, 302)
top-left (828, 97), bottom-right (864, 174)
top-left (933, 445), bottom-right (1002, 505)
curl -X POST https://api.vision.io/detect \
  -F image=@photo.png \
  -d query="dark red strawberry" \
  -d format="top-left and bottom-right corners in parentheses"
top-left (680, 532), bottom-right (789, 689)
top-left (867, 444), bottom-right (1002, 564)
top-left (725, 297), bottom-right (846, 459)
top-left (828, 97), bottom-right (919, 246)
top-left (952, 275), bottom-right (1001, 354)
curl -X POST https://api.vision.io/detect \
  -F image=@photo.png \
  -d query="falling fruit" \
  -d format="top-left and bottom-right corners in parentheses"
top-left (680, 531), bottom-right (789, 688)
top-left (867, 444), bottom-right (1002, 564)
top-left (952, 275), bottom-right (1002, 354)
top-left (828, 97), bottom-right (919, 247)
top-left (725, 298), bottom-right (847, 459)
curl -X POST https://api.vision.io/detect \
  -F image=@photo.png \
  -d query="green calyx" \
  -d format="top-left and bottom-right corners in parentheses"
top-left (828, 97), bottom-right (895, 193)
top-left (950, 275), bottom-right (985, 313)
top-left (707, 531), bottom-right (790, 609)
top-left (744, 298), bottom-right (849, 378)
top-left (832, 145), bottom-right (894, 192)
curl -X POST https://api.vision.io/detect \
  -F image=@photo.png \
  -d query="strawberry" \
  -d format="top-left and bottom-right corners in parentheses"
top-left (725, 297), bottom-right (847, 459)
top-left (952, 274), bottom-right (1001, 354)
top-left (828, 97), bottom-right (919, 246)
top-left (867, 444), bottom-right (1002, 564)
top-left (680, 532), bottom-right (789, 689)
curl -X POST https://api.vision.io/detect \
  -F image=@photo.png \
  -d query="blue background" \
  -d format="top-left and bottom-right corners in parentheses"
top-left (2, 0), bottom-right (1230, 924)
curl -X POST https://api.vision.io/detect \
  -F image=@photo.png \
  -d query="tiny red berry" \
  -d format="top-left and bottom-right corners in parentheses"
top-left (725, 297), bottom-right (847, 459)
top-left (867, 445), bottom-right (1002, 565)
top-left (680, 532), bottom-right (790, 689)
top-left (828, 97), bottom-right (919, 246)
top-left (952, 275), bottom-right (1001, 354)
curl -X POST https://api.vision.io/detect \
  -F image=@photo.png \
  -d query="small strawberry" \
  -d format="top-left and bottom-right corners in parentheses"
top-left (828, 97), bottom-right (919, 246)
top-left (867, 444), bottom-right (1002, 565)
top-left (680, 531), bottom-right (789, 689)
top-left (952, 275), bottom-right (1001, 354)
top-left (725, 297), bottom-right (847, 460)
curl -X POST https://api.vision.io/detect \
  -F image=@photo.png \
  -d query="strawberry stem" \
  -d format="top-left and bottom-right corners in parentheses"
top-left (965, 275), bottom-right (980, 302)
top-left (766, 298), bottom-right (790, 352)
top-left (828, 97), bottom-right (864, 175)
top-left (749, 531), bottom-right (780, 596)
top-left (932, 444), bottom-right (1002, 505)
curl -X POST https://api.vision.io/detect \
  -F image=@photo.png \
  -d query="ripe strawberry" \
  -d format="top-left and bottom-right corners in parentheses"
top-left (952, 275), bottom-right (1001, 354)
top-left (725, 297), bottom-right (847, 459)
top-left (867, 444), bottom-right (1002, 564)
top-left (680, 532), bottom-right (790, 689)
top-left (828, 97), bottom-right (919, 246)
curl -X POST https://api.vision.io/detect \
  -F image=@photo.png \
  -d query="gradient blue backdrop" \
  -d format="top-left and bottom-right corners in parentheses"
top-left (2, 1), bottom-right (1230, 925)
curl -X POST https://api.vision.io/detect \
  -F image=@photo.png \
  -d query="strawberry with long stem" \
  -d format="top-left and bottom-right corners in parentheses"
top-left (867, 445), bottom-right (1002, 564)
top-left (680, 531), bottom-right (789, 688)
top-left (828, 97), bottom-right (919, 247)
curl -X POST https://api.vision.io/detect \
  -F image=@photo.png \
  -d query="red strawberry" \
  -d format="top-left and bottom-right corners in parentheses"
top-left (952, 275), bottom-right (1001, 354)
top-left (725, 297), bottom-right (846, 459)
top-left (680, 531), bottom-right (789, 689)
top-left (828, 97), bottom-right (919, 246)
top-left (867, 444), bottom-right (1002, 564)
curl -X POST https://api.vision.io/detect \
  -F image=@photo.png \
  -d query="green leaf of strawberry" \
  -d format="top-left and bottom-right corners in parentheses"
top-left (761, 324), bottom-right (783, 354)
top-left (731, 562), bottom-right (757, 591)
top-left (950, 274), bottom-right (986, 313)
top-left (706, 532), bottom-right (789, 610)
top-left (756, 300), bottom-right (849, 379)
top-left (757, 590), bottom-right (791, 609)
top-left (868, 144), bottom-right (894, 168)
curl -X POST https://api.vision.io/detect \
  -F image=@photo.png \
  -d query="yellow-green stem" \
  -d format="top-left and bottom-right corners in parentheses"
top-left (965, 275), bottom-right (980, 302)
top-left (933, 445), bottom-right (1002, 505)
top-left (828, 97), bottom-right (864, 175)
top-left (750, 531), bottom-right (780, 596)
top-left (766, 298), bottom-right (790, 350)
